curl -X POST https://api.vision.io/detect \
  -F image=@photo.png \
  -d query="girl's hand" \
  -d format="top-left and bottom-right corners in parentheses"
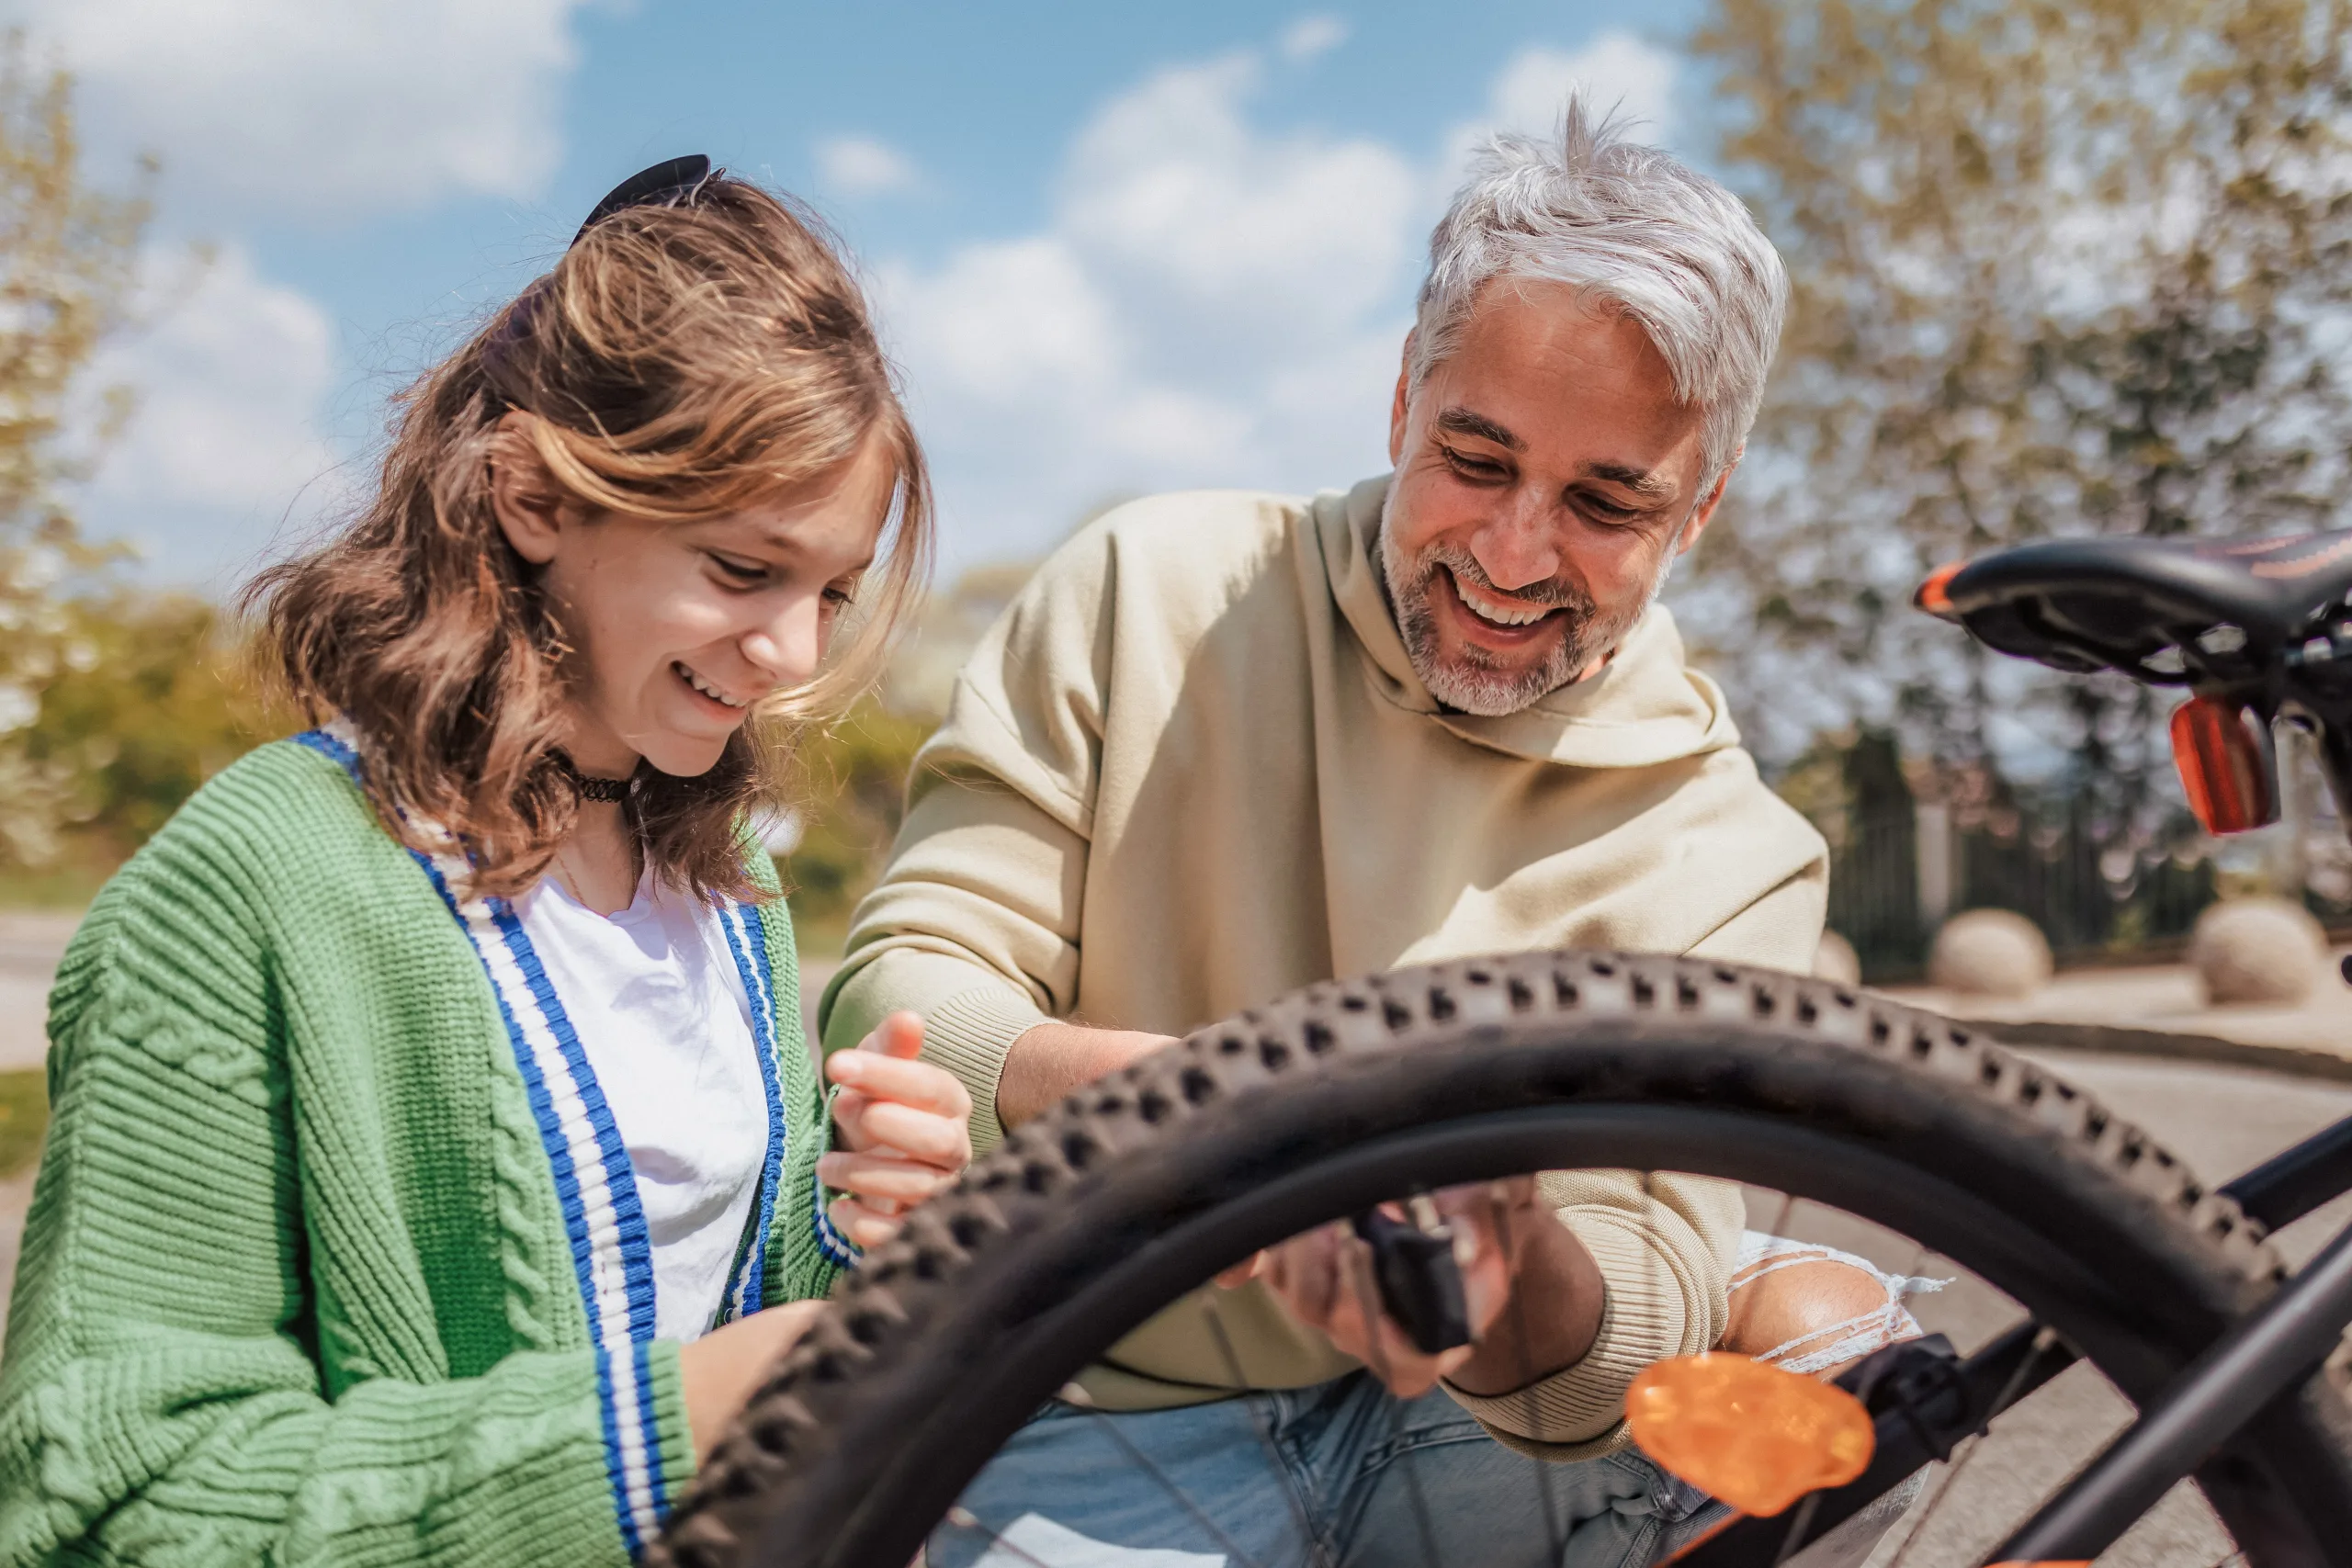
top-left (819, 1011), bottom-right (975, 1250)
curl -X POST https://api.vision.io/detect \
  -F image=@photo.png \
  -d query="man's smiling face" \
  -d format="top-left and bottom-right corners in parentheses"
top-left (1380, 278), bottom-right (1731, 716)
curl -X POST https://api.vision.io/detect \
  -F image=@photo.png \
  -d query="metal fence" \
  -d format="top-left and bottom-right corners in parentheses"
top-left (1827, 806), bottom-right (2222, 983)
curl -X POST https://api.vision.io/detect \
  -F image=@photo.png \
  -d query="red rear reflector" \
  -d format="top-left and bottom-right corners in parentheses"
top-left (2171, 695), bottom-right (2277, 835)
top-left (1915, 560), bottom-right (1964, 616)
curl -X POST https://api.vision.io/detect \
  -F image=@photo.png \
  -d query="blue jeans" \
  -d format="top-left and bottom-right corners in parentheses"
top-left (929, 1371), bottom-right (1720, 1568)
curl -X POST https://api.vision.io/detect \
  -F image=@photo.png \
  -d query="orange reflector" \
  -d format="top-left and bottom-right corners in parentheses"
top-left (1624, 1352), bottom-right (1875, 1517)
top-left (1915, 559), bottom-right (1965, 616)
top-left (2170, 695), bottom-right (2278, 835)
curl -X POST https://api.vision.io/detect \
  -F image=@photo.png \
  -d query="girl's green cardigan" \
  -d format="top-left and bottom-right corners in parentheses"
top-left (0, 735), bottom-right (846, 1565)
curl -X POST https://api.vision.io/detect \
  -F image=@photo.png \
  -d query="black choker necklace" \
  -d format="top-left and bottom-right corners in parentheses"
top-left (554, 753), bottom-right (631, 804)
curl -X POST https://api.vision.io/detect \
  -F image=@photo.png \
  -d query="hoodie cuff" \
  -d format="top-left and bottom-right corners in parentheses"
top-left (920, 985), bottom-right (1050, 1157)
top-left (1443, 1213), bottom-right (1707, 1459)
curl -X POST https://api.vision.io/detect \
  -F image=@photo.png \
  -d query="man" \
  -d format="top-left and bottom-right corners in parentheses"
top-left (824, 103), bottom-right (1849, 1566)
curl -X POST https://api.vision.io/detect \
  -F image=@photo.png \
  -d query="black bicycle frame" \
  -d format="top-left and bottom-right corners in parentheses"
top-left (1993, 1218), bottom-right (2352, 1562)
top-left (1978, 696), bottom-right (2352, 1563)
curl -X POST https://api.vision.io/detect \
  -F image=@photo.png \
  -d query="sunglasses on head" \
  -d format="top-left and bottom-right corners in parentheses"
top-left (479, 154), bottom-right (721, 414)
top-left (571, 153), bottom-right (717, 246)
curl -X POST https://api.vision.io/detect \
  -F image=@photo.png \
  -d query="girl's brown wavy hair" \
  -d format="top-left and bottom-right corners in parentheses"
top-left (247, 173), bottom-right (931, 902)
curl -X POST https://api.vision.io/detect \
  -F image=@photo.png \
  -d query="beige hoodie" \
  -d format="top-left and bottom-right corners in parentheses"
top-left (821, 476), bottom-right (1828, 1457)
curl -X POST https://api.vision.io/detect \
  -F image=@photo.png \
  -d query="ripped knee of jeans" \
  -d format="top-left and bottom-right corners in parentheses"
top-left (1722, 1232), bottom-right (1951, 1376)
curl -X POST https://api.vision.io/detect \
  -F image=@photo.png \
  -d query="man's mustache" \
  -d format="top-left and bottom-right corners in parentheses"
top-left (1409, 542), bottom-right (1590, 615)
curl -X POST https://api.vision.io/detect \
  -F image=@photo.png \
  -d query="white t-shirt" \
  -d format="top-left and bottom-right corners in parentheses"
top-left (516, 870), bottom-right (772, 1343)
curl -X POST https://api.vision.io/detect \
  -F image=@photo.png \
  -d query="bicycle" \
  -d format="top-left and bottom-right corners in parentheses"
top-left (653, 529), bottom-right (2352, 1568)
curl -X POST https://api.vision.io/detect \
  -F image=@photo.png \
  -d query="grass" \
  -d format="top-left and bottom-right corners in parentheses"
top-left (0, 1071), bottom-right (44, 1179)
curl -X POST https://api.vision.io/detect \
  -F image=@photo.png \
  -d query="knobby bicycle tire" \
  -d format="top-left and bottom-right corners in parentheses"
top-left (651, 952), bottom-right (2352, 1568)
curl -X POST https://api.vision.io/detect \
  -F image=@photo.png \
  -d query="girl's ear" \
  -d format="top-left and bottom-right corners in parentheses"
top-left (488, 412), bottom-right (570, 564)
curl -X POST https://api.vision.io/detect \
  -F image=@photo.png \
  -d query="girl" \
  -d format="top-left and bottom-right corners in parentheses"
top-left (0, 159), bottom-right (968, 1565)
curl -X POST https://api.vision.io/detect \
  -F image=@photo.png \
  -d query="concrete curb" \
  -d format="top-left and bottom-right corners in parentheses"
top-left (1966, 1016), bottom-right (2352, 1085)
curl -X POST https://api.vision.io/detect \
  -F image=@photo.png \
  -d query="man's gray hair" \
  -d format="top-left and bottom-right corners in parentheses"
top-left (1411, 96), bottom-right (1789, 484)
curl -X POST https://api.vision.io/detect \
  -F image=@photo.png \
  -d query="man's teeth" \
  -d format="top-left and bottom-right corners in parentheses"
top-left (1453, 579), bottom-right (1552, 627)
top-left (676, 663), bottom-right (748, 708)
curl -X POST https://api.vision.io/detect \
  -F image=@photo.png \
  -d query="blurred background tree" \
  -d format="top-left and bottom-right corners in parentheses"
top-left (1689, 0), bottom-right (2352, 829)
top-left (777, 699), bottom-right (934, 950)
top-left (0, 39), bottom-right (291, 904)
top-left (0, 36), bottom-right (149, 872)
top-left (1676, 0), bottom-right (2352, 967)
top-left (23, 593), bottom-right (284, 865)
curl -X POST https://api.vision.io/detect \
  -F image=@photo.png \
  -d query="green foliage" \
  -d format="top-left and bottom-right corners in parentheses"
top-left (778, 557), bottom-right (1044, 954)
top-left (1690, 0), bottom-right (2352, 827)
top-left (19, 593), bottom-right (290, 869)
top-left (778, 700), bottom-right (933, 953)
top-left (0, 39), bottom-right (152, 870)
top-left (0, 1068), bottom-right (43, 1177)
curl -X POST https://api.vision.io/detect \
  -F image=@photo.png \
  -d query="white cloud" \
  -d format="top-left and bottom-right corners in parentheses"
top-left (816, 135), bottom-right (922, 199)
top-left (879, 237), bottom-right (1122, 401)
top-left (1061, 54), bottom-right (1418, 329)
top-left (1278, 16), bottom-right (1350, 63)
top-left (1448, 32), bottom-right (1683, 177)
top-left (18, 0), bottom-right (592, 217)
top-left (875, 49), bottom-right (1422, 564)
top-left (78, 245), bottom-right (348, 585)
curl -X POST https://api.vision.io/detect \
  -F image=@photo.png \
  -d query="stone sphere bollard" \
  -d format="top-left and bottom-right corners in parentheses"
top-left (2190, 897), bottom-right (2329, 1007)
top-left (1813, 931), bottom-right (1862, 986)
top-left (1928, 909), bottom-right (2053, 998)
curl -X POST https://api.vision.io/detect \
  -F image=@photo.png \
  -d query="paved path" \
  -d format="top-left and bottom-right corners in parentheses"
top-left (1884, 947), bottom-right (2352, 1061)
top-left (0, 914), bottom-right (76, 1075)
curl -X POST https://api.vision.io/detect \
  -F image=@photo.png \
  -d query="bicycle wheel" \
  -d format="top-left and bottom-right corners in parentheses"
top-left (653, 952), bottom-right (2352, 1568)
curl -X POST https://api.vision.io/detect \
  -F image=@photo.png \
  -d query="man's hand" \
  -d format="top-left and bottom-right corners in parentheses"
top-left (820, 1012), bottom-right (974, 1249)
top-left (1223, 1179), bottom-right (1605, 1400)
top-left (996, 1021), bottom-right (1181, 1129)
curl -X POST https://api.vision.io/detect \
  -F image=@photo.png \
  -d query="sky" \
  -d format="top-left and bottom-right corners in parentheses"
top-left (8, 0), bottom-right (1700, 595)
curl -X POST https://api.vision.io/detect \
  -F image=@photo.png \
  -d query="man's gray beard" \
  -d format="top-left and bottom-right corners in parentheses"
top-left (1376, 502), bottom-right (1660, 718)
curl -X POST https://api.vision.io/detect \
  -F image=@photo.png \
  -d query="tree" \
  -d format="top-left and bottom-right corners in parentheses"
top-left (1686, 0), bottom-right (2352, 869)
top-left (0, 36), bottom-right (148, 866)
top-left (777, 699), bottom-right (935, 948)
top-left (20, 593), bottom-right (288, 866)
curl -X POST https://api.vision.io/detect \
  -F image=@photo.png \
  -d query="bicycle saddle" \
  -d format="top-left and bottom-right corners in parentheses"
top-left (1916, 530), bottom-right (2352, 683)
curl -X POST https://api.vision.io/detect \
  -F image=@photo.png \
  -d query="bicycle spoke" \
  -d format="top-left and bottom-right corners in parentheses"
top-left (1056, 1382), bottom-right (1270, 1568)
top-left (1770, 1489), bottom-right (1821, 1567)
top-left (1638, 1165), bottom-right (1702, 1545)
top-left (940, 1506), bottom-right (1057, 1568)
top-left (1486, 1186), bottom-right (1568, 1563)
top-left (1758, 1180), bottom-right (1799, 1247)
top-left (1343, 1229), bottom-right (1450, 1568)
top-left (1884, 1326), bottom-right (2064, 1568)
top-left (1200, 1292), bottom-right (1333, 1568)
